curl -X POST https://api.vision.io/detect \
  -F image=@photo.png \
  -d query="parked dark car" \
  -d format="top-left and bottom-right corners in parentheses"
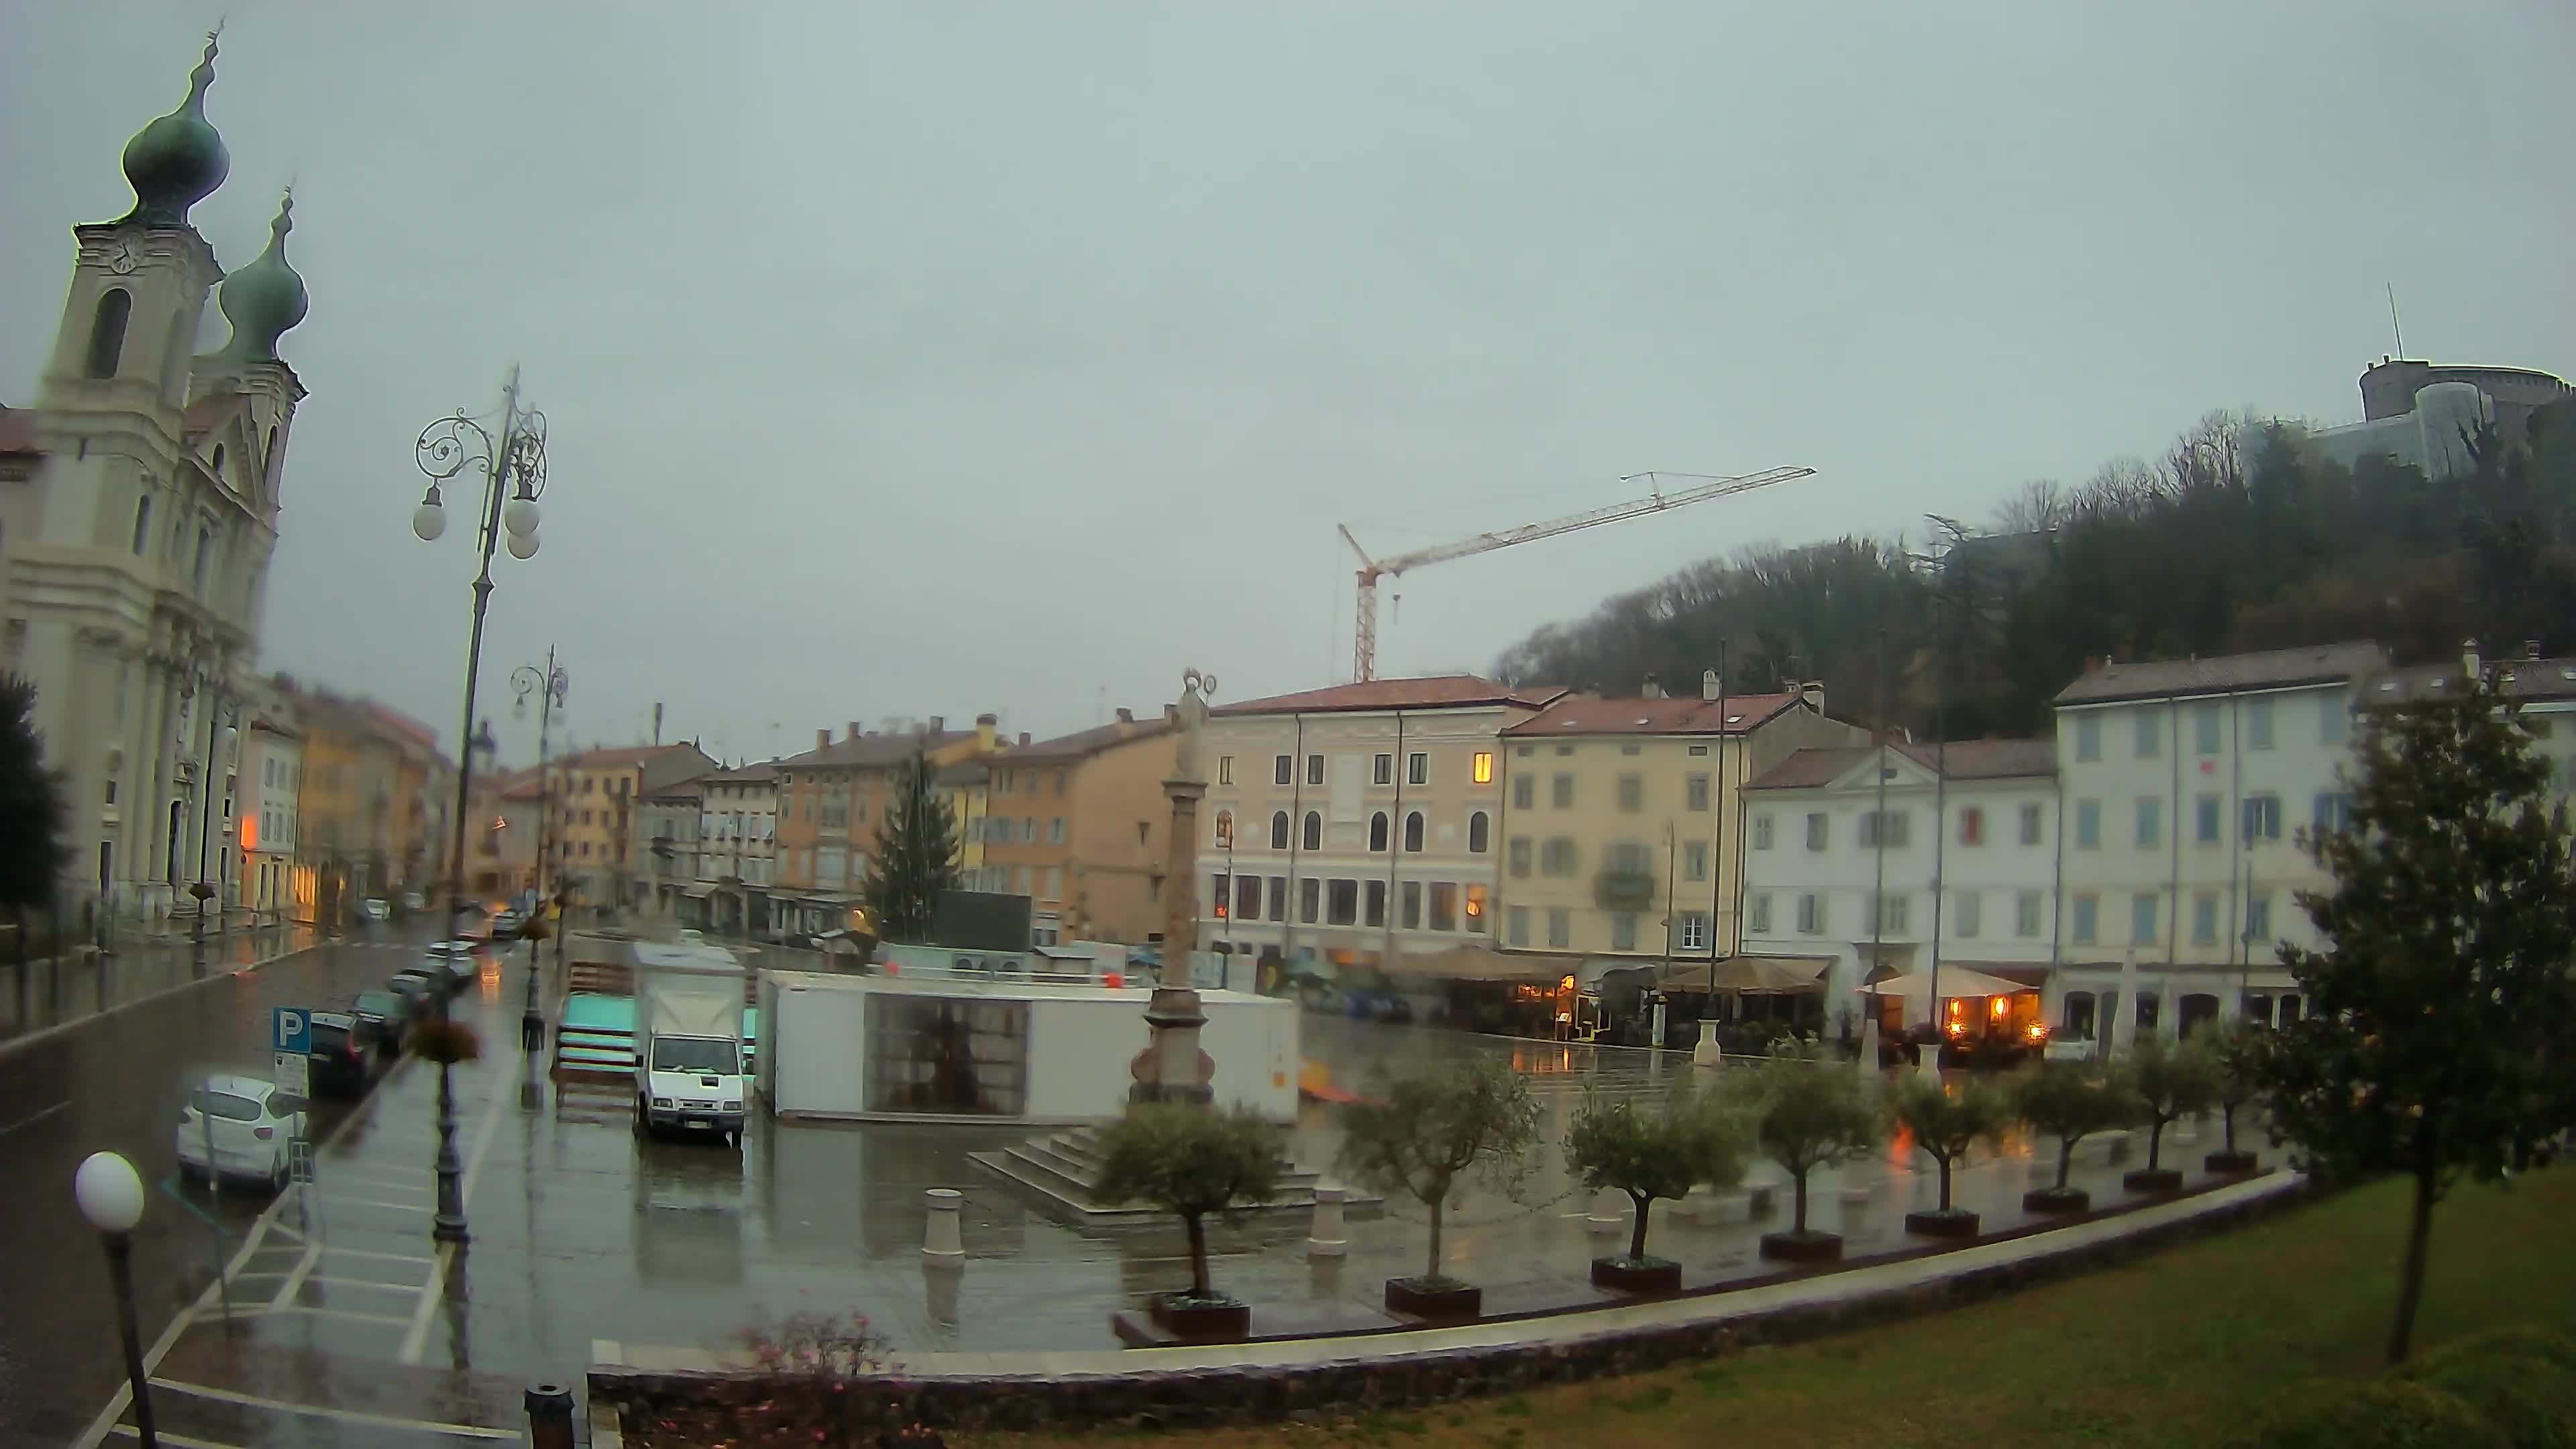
top-left (388, 969), bottom-right (442, 1011)
top-left (306, 1013), bottom-right (373, 1098)
top-left (350, 989), bottom-right (412, 1053)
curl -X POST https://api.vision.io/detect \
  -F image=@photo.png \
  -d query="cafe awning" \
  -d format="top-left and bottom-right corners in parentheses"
top-left (1387, 942), bottom-right (1556, 983)
top-left (1858, 965), bottom-right (2036, 1006)
top-left (1594, 955), bottom-right (1831, 994)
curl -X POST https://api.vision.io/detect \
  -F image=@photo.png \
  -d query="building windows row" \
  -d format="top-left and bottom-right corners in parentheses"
top-left (1242, 808), bottom-right (1489, 854)
top-left (2074, 696), bottom-right (2349, 765)
top-left (1216, 872), bottom-right (1487, 934)
top-left (2072, 793), bottom-right (2296, 851)
top-left (1750, 887), bottom-right (2046, 942)
top-left (1754, 802), bottom-right (2044, 853)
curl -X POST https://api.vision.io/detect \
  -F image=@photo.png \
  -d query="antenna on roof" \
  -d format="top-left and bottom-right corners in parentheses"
top-left (2387, 283), bottom-right (2404, 358)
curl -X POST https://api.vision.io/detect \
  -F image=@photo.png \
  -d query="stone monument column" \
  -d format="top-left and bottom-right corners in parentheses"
top-left (1131, 669), bottom-right (1218, 1108)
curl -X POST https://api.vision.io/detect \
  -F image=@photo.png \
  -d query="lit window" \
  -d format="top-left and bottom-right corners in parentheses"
top-left (1471, 751), bottom-right (1493, 785)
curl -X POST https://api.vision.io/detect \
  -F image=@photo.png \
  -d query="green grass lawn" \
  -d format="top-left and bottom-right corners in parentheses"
top-left (969, 1167), bottom-right (2575, 1449)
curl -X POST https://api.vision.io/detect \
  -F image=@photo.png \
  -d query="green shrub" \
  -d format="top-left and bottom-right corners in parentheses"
top-left (2413, 1325), bottom-right (2576, 1377)
top-left (2247, 1379), bottom-right (2508, 1449)
top-left (2400, 1334), bottom-right (2576, 1449)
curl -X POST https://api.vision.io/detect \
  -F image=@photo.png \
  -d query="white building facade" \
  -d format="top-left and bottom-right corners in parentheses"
top-left (1738, 739), bottom-right (2061, 1037)
top-left (234, 712), bottom-right (301, 919)
top-left (1194, 676), bottom-right (1564, 969)
top-left (2049, 642), bottom-right (2386, 1051)
top-left (698, 761), bottom-right (777, 934)
top-left (0, 36), bottom-right (309, 921)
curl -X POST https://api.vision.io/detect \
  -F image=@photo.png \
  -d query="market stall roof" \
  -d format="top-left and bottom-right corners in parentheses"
top-left (1856, 965), bottom-right (2035, 1003)
top-left (1599, 955), bottom-right (1831, 993)
top-left (1387, 942), bottom-right (1557, 983)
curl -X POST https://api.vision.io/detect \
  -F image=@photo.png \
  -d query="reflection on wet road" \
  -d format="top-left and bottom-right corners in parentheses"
top-left (30, 964), bottom-right (2277, 1446)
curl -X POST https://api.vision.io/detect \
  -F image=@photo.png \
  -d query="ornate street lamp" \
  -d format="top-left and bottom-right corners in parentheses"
top-left (75, 1151), bottom-right (157, 1446)
top-left (411, 366), bottom-right (549, 1245)
top-left (512, 649), bottom-right (567, 1046)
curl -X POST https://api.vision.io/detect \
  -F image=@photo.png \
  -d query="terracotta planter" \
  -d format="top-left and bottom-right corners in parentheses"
top-left (2123, 1167), bottom-right (2184, 1194)
top-left (2022, 1186), bottom-right (2090, 1214)
top-left (1757, 1230), bottom-right (1845, 1263)
top-left (1384, 1277), bottom-right (1482, 1320)
top-left (2204, 1149), bottom-right (2260, 1175)
top-left (1145, 1293), bottom-right (1250, 1343)
top-left (1589, 1256), bottom-right (1682, 1293)
top-left (1902, 1208), bottom-right (1981, 1238)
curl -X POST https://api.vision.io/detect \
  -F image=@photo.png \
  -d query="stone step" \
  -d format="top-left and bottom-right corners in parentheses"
top-left (971, 1128), bottom-right (1371, 1226)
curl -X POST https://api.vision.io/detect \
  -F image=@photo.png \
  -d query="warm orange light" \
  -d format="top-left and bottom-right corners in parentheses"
top-left (2025, 1022), bottom-right (2049, 1041)
top-left (239, 815), bottom-right (258, 851)
top-left (1946, 1021), bottom-right (1968, 1037)
top-left (1472, 752), bottom-right (1494, 785)
top-left (1990, 996), bottom-right (2010, 1018)
top-left (1465, 883), bottom-right (1487, 918)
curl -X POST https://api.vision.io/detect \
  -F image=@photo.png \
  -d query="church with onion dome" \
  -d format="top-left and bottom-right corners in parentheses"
top-left (0, 30), bottom-right (313, 922)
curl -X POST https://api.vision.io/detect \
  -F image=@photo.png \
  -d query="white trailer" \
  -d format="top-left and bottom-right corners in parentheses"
top-left (631, 941), bottom-right (750, 1146)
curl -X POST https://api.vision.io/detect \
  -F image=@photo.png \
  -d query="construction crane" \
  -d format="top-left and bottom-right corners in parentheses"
top-left (1338, 466), bottom-right (1814, 682)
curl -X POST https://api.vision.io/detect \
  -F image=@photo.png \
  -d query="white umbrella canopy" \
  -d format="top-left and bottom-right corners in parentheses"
top-left (1857, 965), bottom-right (2035, 1008)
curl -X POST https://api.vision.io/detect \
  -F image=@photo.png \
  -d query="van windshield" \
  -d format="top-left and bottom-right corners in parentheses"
top-left (650, 1038), bottom-right (738, 1075)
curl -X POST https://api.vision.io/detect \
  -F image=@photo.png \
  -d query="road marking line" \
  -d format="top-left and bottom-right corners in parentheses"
top-left (396, 1064), bottom-right (512, 1366)
top-left (320, 1244), bottom-right (435, 1264)
top-left (108, 1425), bottom-right (240, 1448)
top-left (306, 1274), bottom-right (427, 1293)
top-left (266, 1240), bottom-right (321, 1311)
top-left (332, 1195), bottom-right (433, 1213)
top-left (0, 1099), bottom-right (70, 1136)
top-left (235, 1303), bottom-right (418, 1326)
top-left (148, 1378), bottom-right (521, 1439)
top-left (73, 1025), bottom-right (425, 1448)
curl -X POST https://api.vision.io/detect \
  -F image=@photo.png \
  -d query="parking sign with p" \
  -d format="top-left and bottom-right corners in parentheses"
top-left (272, 1007), bottom-right (310, 1056)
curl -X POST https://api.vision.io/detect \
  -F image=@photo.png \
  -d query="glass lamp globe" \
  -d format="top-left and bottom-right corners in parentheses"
top-left (74, 1150), bottom-right (145, 1234)
top-left (506, 529), bottom-right (539, 561)
top-left (503, 496), bottom-right (540, 538)
top-left (412, 500), bottom-right (447, 542)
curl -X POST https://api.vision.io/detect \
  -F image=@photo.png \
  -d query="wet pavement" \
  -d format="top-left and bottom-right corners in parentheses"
top-left (0, 921), bottom-right (315, 1040)
top-left (44, 977), bottom-right (2282, 1447)
top-left (0, 921), bottom-right (439, 1442)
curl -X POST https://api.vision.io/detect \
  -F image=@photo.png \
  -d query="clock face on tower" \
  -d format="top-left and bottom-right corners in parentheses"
top-left (108, 239), bottom-right (143, 275)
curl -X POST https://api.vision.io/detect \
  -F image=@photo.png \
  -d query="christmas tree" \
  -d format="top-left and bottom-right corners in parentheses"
top-left (862, 743), bottom-right (961, 943)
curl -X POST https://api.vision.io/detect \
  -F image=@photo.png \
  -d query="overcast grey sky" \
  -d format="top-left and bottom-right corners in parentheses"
top-left (7, 1), bottom-right (2571, 765)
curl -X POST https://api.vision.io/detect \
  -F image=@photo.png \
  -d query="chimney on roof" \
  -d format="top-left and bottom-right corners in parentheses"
top-left (2463, 638), bottom-right (2482, 680)
top-left (848, 720), bottom-right (863, 741)
top-left (928, 715), bottom-right (946, 734)
top-left (975, 712), bottom-right (998, 750)
top-left (2527, 639), bottom-right (2544, 661)
top-left (816, 727), bottom-right (830, 749)
top-left (652, 702), bottom-right (663, 746)
top-left (1116, 707), bottom-right (1134, 724)
top-left (1702, 669), bottom-right (1721, 702)
top-left (1641, 674), bottom-right (1665, 699)
top-left (1018, 731), bottom-right (1030, 747)
top-left (1800, 680), bottom-right (1826, 715)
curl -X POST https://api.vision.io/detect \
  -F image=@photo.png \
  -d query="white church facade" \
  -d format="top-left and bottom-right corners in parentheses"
top-left (0, 32), bottom-right (312, 922)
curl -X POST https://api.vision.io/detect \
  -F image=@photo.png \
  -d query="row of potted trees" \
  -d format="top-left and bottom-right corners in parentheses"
top-left (1092, 1023), bottom-right (2273, 1337)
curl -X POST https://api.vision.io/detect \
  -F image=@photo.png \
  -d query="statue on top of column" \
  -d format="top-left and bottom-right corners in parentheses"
top-left (1173, 667), bottom-right (1218, 784)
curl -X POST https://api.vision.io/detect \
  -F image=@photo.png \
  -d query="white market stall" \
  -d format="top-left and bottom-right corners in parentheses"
top-left (755, 967), bottom-right (1298, 1125)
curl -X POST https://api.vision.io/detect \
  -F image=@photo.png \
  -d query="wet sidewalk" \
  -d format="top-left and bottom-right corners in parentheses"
top-left (79, 998), bottom-right (2287, 1446)
top-left (0, 922), bottom-right (315, 1042)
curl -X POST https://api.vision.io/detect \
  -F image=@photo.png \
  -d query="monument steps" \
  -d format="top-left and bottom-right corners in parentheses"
top-left (970, 1124), bottom-right (1380, 1226)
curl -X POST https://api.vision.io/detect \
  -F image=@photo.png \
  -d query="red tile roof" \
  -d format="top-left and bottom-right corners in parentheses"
top-left (1502, 692), bottom-right (1805, 737)
top-left (1216, 675), bottom-right (1566, 716)
top-left (181, 392), bottom-right (246, 442)
top-left (775, 731), bottom-right (978, 771)
top-left (706, 761), bottom-right (778, 784)
top-left (1008, 716), bottom-right (1173, 762)
top-left (0, 407), bottom-right (41, 458)
top-left (362, 701), bottom-right (441, 754)
top-left (1748, 737), bottom-right (2056, 790)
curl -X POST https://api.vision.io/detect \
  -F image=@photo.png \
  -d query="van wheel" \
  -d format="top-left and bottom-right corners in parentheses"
top-left (632, 1096), bottom-right (650, 1139)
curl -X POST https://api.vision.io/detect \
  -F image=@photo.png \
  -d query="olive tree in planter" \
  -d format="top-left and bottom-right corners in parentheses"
top-left (2202, 1019), bottom-right (2271, 1175)
top-left (1091, 1103), bottom-right (1285, 1342)
top-left (1562, 1081), bottom-right (1746, 1293)
top-left (1886, 1072), bottom-right (2012, 1238)
top-left (1337, 1057), bottom-right (1540, 1320)
top-left (2014, 1059), bottom-right (2142, 1214)
top-left (2123, 1034), bottom-right (2222, 1193)
top-left (1745, 1036), bottom-right (1886, 1262)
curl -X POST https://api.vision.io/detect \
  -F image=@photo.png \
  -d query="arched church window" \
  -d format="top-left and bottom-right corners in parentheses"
top-left (130, 496), bottom-right (152, 555)
top-left (86, 289), bottom-right (132, 379)
top-left (210, 444), bottom-right (225, 480)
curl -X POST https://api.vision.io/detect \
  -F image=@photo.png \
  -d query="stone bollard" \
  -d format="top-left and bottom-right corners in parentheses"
top-left (1586, 1187), bottom-right (1627, 1235)
top-left (1306, 1184), bottom-right (1348, 1258)
top-left (524, 1383), bottom-right (576, 1449)
top-left (922, 1188), bottom-right (966, 1263)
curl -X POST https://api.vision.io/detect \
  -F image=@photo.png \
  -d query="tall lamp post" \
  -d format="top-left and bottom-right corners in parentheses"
top-left (75, 1150), bottom-right (157, 1447)
top-left (512, 649), bottom-right (567, 1046)
top-left (411, 368), bottom-right (548, 1246)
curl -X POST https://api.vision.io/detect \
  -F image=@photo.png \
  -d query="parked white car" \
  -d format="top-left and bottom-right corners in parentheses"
top-left (175, 1073), bottom-right (299, 1189)
top-left (423, 940), bottom-right (486, 990)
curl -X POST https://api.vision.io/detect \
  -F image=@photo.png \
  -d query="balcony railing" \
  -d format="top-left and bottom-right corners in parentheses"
top-left (1593, 869), bottom-right (1656, 910)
